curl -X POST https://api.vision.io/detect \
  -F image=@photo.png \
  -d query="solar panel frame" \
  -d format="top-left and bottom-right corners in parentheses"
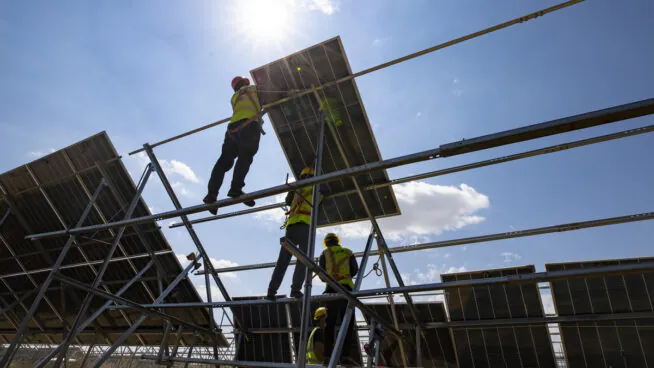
top-left (362, 302), bottom-right (457, 367)
top-left (0, 132), bottom-right (226, 347)
top-left (250, 36), bottom-right (401, 227)
top-left (230, 295), bottom-right (294, 363)
top-left (442, 265), bottom-right (557, 368)
top-left (546, 257), bottom-right (654, 368)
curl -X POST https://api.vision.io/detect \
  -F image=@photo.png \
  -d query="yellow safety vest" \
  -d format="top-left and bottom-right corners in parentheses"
top-left (319, 97), bottom-right (342, 127)
top-left (230, 85), bottom-right (261, 124)
top-left (306, 326), bottom-right (322, 364)
top-left (323, 245), bottom-right (354, 289)
top-left (285, 186), bottom-right (322, 227)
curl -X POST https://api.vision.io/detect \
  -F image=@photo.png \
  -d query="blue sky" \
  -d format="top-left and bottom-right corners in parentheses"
top-left (1, 0), bottom-right (653, 314)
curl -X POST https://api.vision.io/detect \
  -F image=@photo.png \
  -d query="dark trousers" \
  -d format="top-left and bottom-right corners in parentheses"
top-left (267, 222), bottom-right (310, 294)
top-left (323, 285), bottom-right (358, 363)
top-left (207, 119), bottom-right (261, 197)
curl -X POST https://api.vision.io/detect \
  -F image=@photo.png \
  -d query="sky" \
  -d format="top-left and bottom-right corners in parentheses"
top-left (1, 0), bottom-right (653, 322)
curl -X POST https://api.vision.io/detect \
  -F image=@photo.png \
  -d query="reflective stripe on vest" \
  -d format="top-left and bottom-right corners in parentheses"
top-left (324, 245), bottom-right (354, 289)
top-left (306, 326), bottom-right (321, 364)
top-left (230, 86), bottom-right (260, 124)
top-left (285, 186), bottom-right (322, 227)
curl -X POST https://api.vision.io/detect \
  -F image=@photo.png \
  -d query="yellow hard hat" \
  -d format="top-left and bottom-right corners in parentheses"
top-left (323, 233), bottom-right (340, 248)
top-left (300, 167), bottom-right (315, 178)
top-left (314, 307), bottom-right (327, 320)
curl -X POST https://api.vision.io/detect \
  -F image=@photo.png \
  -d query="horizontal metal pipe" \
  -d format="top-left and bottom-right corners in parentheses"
top-left (111, 260), bottom-right (654, 309)
top-left (53, 273), bottom-right (214, 335)
top-left (0, 250), bottom-right (172, 280)
top-left (234, 311), bottom-right (654, 333)
top-left (27, 98), bottom-right (654, 240)
top-left (141, 355), bottom-right (323, 368)
top-left (128, 0), bottom-right (582, 155)
top-left (182, 123), bottom-right (654, 231)
top-left (199, 210), bottom-right (654, 275)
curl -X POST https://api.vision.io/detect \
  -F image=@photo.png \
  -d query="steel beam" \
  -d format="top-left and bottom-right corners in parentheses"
top-left (142, 355), bottom-right (324, 368)
top-left (182, 123), bottom-right (654, 231)
top-left (0, 179), bottom-right (104, 368)
top-left (128, 0), bottom-right (582, 156)
top-left (281, 237), bottom-right (401, 337)
top-left (204, 211), bottom-right (654, 275)
top-left (328, 230), bottom-right (375, 368)
top-left (297, 114), bottom-right (326, 368)
top-left (90, 255), bottom-right (203, 367)
top-left (28, 98), bottom-right (654, 240)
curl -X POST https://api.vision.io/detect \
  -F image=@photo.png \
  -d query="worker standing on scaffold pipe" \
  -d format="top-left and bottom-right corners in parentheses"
top-left (204, 76), bottom-right (264, 215)
top-left (267, 167), bottom-right (326, 300)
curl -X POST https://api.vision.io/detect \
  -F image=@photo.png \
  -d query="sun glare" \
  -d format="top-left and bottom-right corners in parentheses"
top-left (232, 0), bottom-right (294, 44)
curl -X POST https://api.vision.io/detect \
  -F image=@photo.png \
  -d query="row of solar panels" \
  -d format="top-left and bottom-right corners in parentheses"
top-left (230, 258), bottom-right (654, 368)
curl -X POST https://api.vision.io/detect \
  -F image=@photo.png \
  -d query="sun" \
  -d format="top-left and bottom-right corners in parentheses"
top-left (231, 0), bottom-right (294, 43)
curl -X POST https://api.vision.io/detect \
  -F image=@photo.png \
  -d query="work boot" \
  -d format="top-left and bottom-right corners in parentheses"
top-left (290, 290), bottom-right (303, 299)
top-left (202, 194), bottom-right (218, 215)
top-left (227, 189), bottom-right (256, 207)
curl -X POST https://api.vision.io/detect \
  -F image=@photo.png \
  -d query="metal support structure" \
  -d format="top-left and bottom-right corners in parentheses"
top-left (0, 179), bottom-right (105, 368)
top-left (27, 98), bottom-right (654, 240)
top-left (52, 163), bottom-right (154, 366)
top-left (327, 229), bottom-right (376, 368)
top-left (127, 0), bottom-right (582, 156)
top-left (281, 237), bottom-right (401, 337)
top-left (143, 143), bottom-right (236, 359)
top-left (297, 114), bottom-right (326, 368)
top-left (415, 325), bottom-right (422, 368)
top-left (181, 123), bottom-right (654, 231)
top-left (90, 255), bottom-right (204, 367)
top-left (33, 261), bottom-right (156, 367)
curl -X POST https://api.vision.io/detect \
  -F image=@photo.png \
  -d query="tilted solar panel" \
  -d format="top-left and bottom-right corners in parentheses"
top-left (250, 36), bottom-right (400, 227)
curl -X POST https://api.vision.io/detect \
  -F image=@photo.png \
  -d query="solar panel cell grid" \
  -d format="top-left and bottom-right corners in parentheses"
top-left (547, 258), bottom-right (654, 368)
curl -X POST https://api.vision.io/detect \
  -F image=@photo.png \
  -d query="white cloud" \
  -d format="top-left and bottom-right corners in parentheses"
top-left (462, 245), bottom-right (469, 252)
top-left (302, 0), bottom-right (339, 15)
top-left (176, 253), bottom-right (191, 268)
top-left (444, 253), bottom-right (451, 259)
top-left (209, 258), bottom-right (240, 279)
top-left (453, 78), bottom-right (459, 84)
top-left (445, 266), bottom-right (467, 274)
top-left (172, 181), bottom-right (194, 198)
top-left (415, 263), bottom-right (467, 284)
top-left (501, 252), bottom-right (523, 263)
top-left (416, 112), bottom-right (422, 118)
top-left (194, 284), bottom-right (224, 302)
top-left (319, 182), bottom-right (489, 242)
top-left (161, 159), bottom-right (200, 183)
top-left (372, 36), bottom-right (391, 47)
top-left (27, 148), bottom-right (55, 158)
top-left (541, 293), bottom-right (556, 315)
top-left (452, 89), bottom-right (463, 97)
top-left (253, 193), bottom-right (288, 223)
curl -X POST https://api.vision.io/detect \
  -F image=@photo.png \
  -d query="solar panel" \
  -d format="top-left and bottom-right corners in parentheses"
top-left (250, 36), bottom-right (401, 227)
top-left (362, 302), bottom-right (457, 367)
top-left (288, 299), bottom-right (363, 366)
top-left (0, 132), bottom-right (225, 347)
top-left (441, 266), bottom-right (556, 368)
top-left (546, 257), bottom-right (654, 367)
top-left (230, 296), bottom-right (294, 363)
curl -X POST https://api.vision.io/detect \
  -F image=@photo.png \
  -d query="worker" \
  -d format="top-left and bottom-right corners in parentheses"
top-left (306, 307), bottom-right (328, 365)
top-left (204, 76), bottom-right (263, 215)
top-left (318, 233), bottom-right (359, 363)
top-left (318, 97), bottom-right (343, 128)
top-left (266, 167), bottom-right (325, 300)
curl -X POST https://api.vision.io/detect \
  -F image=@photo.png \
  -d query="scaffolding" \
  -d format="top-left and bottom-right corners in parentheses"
top-left (1, 0), bottom-right (654, 366)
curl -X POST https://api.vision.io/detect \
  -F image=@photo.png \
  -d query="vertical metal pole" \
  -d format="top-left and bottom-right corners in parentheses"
top-left (366, 321), bottom-right (376, 368)
top-left (143, 144), bottom-right (239, 340)
top-left (91, 255), bottom-right (201, 367)
top-left (53, 165), bottom-right (153, 366)
top-left (157, 323), bottom-right (172, 363)
top-left (0, 179), bottom-right (105, 368)
top-left (328, 229), bottom-right (376, 368)
top-left (296, 115), bottom-right (326, 368)
top-left (80, 343), bottom-right (96, 368)
top-left (416, 324), bottom-right (422, 368)
top-left (183, 332), bottom-right (199, 368)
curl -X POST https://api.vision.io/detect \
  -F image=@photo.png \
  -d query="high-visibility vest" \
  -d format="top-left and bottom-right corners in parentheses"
top-left (285, 186), bottom-right (322, 227)
top-left (306, 326), bottom-right (322, 364)
top-left (230, 85), bottom-right (261, 124)
top-left (323, 245), bottom-right (354, 289)
top-left (319, 97), bottom-right (342, 127)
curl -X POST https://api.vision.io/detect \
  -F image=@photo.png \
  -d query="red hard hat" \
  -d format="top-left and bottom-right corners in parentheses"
top-left (231, 76), bottom-right (250, 90)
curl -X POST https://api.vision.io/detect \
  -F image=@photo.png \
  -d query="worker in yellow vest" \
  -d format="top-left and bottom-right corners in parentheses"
top-left (319, 233), bottom-right (359, 364)
top-left (266, 167), bottom-right (325, 300)
top-left (204, 76), bottom-right (263, 215)
top-left (306, 307), bottom-right (328, 365)
top-left (318, 97), bottom-right (343, 128)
